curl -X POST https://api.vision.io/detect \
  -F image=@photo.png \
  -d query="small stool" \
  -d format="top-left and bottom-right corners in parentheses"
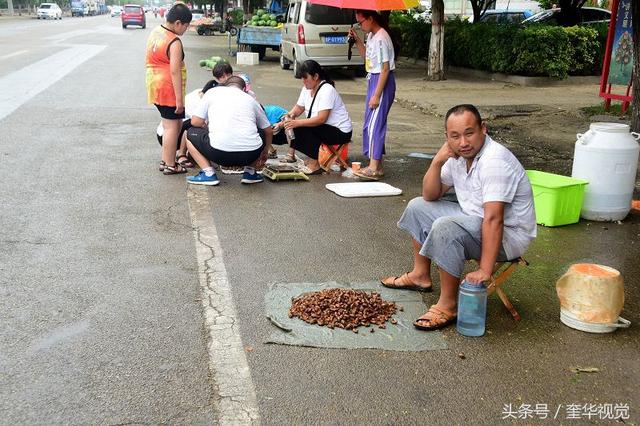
top-left (319, 143), bottom-right (350, 171)
top-left (473, 257), bottom-right (528, 321)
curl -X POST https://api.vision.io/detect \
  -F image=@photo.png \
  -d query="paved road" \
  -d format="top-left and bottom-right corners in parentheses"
top-left (0, 16), bottom-right (214, 424)
top-left (1, 15), bottom-right (638, 425)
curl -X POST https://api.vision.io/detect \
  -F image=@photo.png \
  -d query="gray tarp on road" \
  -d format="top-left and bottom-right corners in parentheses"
top-left (265, 282), bottom-right (448, 351)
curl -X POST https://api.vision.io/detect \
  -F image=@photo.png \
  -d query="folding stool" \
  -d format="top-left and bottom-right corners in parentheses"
top-left (319, 143), bottom-right (350, 171)
top-left (472, 257), bottom-right (529, 321)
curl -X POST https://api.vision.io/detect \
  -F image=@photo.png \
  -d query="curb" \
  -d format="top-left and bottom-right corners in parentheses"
top-left (446, 66), bottom-right (600, 87)
top-left (396, 57), bottom-right (600, 87)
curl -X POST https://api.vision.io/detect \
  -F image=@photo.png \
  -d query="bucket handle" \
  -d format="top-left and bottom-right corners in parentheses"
top-left (611, 317), bottom-right (631, 328)
top-left (631, 132), bottom-right (640, 142)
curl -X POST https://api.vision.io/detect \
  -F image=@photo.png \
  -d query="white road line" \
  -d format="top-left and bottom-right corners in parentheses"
top-left (44, 28), bottom-right (95, 41)
top-left (44, 25), bottom-right (129, 42)
top-left (187, 187), bottom-right (260, 425)
top-left (0, 50), bottom-right (28, 60)
top-left (0, 44), bottom-right (105, 122)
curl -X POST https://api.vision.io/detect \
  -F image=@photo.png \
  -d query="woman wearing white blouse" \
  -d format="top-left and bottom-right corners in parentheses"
top-left (280, 60), bottom-right (353, 175)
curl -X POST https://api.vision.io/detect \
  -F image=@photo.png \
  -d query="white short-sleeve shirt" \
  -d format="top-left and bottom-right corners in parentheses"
top-left (192, 86), bottom-right (270, 152)
top-left (365, 28), bottom-right (395, 73)
top-left (184, 89), bottom-right (201, 120)
top-left (296, 82), bottom-right (352, 133)
top-left (440, 136), bottom-right (537, 259)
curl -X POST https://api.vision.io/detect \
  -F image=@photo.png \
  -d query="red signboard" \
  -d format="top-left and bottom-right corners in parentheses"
top-left (599, 0), bottom-right (633, 113)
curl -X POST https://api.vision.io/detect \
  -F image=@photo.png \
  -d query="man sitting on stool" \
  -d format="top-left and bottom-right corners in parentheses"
top-left (185, 76), bottom-right (273, 185)
top-left (380, 104), bottom-right (536, 331)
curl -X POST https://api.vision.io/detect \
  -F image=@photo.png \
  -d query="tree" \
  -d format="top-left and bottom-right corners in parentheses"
top-left (427, 0), bottom-right (444, 80)
top-left (557, 0), bottom-right (588, 26)
top-left (632, 0), bottom-right (639, 131)
top-left (468, 0), bottom-right (494, 24)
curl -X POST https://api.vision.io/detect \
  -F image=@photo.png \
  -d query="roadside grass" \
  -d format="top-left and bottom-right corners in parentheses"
top-left (581, 102), bottom-right (634, 117)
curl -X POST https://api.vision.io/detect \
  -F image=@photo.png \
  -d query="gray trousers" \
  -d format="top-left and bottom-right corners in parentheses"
top-left (397, 197), bottom-right (509, 279)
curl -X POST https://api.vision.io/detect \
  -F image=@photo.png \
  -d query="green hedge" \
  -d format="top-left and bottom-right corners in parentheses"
top-left (390, 13), bottom-right (432, 60)
top-left (390, 16), bottom-right (606, 79)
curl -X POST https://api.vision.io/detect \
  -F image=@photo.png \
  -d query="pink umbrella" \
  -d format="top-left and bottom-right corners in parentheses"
top-left (307, 0), bottom-right (418, 11)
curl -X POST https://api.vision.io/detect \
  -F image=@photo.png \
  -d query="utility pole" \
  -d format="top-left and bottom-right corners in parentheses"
top-left (632, 0), bottom-right (639, 131)
top-left (7, 0), bottom-right (14, 15)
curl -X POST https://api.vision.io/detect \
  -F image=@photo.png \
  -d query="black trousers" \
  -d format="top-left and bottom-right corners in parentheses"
top-left (291, 125), bottom-right (351, 160)
top-left (187, 127), bottom-right (263, 167)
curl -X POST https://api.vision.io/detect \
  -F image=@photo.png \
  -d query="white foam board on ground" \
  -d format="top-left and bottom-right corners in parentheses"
top-left (325, 182), bottom-right (403, 198)
top-left (236, 52), bottom-right (259, 65)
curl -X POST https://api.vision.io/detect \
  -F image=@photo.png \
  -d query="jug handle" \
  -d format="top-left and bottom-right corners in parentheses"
top-left (576, 133), bottom-right (588, 144)
top-left (631, 132), bottom-right (640, 142)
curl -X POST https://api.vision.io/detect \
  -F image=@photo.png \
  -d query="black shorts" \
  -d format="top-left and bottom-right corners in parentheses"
top-left (157, 119), bottom-right (192, 149)
top-left (187, 127), bottom-right (264, 167)
top-left (155, 104), bottom-right (186, 120)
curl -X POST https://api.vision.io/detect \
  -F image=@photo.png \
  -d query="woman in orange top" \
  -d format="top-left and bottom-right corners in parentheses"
top-left (146, 3), bottom-right (192, 175)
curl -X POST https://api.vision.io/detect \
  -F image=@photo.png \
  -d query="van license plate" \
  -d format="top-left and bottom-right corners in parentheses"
top-left (325, 36), bottom-right (346, 44)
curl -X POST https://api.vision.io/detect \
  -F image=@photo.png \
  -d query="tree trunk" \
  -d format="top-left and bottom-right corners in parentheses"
top-left (427, 0), bottom-right (445, 81)
top-left (470, 1), bottom-right (480, 23)
top-left (470, 0), bottom-right (492, 24)
top-left (632, 0), bottom-right (639, 132)
top-left (558, 0), bottom-right (585, 26)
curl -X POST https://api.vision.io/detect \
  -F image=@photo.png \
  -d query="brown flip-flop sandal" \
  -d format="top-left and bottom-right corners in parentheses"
top-left (413, 306), bottom-right (457, 331)
top-left (354, 167), bottom-right (384, 181)
top-left (380, 272), bottom-right (433, 292)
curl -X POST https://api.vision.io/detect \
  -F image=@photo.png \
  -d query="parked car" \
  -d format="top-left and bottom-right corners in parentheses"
top-left (37, 3), bottom-right (62, 19)
top-left (121, 4), bottom-right (146, 29)
top-left (110, 5), bottom-right (122, 17)
top-left (477, 9), bottom-right (534, 24)
top-left (190, 9), bottom-right (205, 20)
top-left (280, 0), bottom-right (366, 78)
top-left (412, 9), bottom-right (431, 22)
top-left (522, 7), bottom-right (611, 25)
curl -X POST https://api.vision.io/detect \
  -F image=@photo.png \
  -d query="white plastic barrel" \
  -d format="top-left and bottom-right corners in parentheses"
top-left (571, 123), bottom-right (640, 221)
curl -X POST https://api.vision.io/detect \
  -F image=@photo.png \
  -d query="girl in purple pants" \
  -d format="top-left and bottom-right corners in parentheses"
top-left (348, 10), bottom-right (397, 180)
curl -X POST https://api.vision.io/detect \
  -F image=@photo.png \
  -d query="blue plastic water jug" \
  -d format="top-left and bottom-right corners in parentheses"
top-left (456, 281), bottom-right (487, 337)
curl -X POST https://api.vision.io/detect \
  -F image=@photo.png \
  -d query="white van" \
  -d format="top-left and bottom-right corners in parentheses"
top-left (280, 0), bottom-right (365, 78)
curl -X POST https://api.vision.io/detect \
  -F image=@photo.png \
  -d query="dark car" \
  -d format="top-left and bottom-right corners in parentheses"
top-left (477, 9), bottom-right (534, 24)
top-left (522, 7), bottom-right (611, 25)
top-left (122, 4), bottom-right (146, 29)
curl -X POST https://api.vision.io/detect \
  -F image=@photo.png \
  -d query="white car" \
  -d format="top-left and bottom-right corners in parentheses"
top-left (190, 9), bottom-right (204, 20)
top-left (110, 6), bottom-right (122, 17)
top-left (37, 3), bottom-right (62, 19)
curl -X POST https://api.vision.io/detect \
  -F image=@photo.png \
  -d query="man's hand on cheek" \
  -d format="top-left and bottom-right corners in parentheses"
top-left (434, 142), bottom-right (457, 164)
